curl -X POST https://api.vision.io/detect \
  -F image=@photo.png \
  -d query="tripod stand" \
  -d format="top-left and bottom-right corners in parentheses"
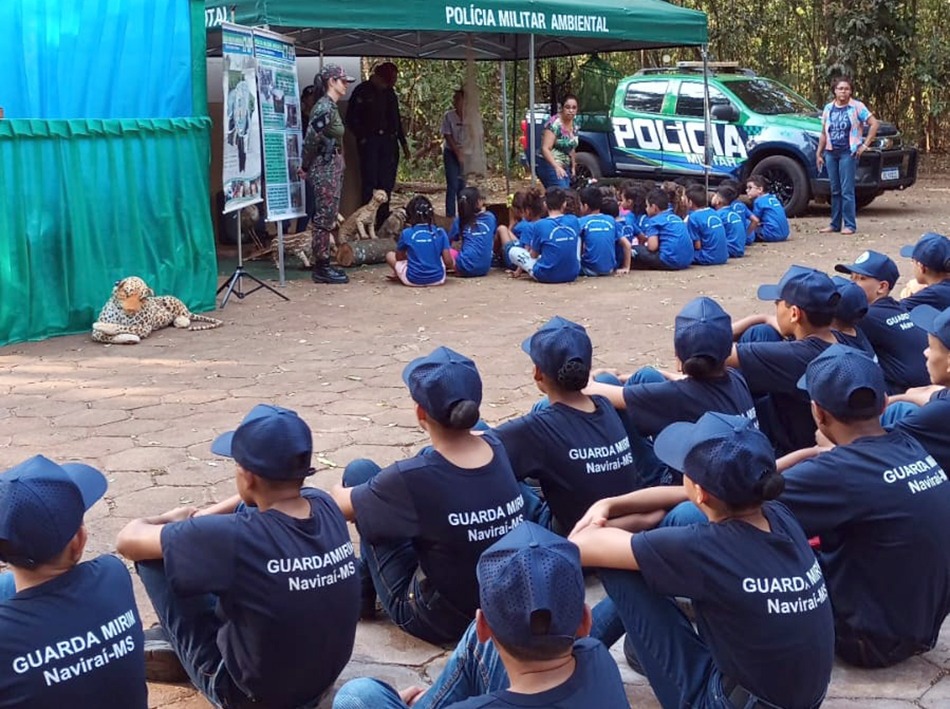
top-left (217, 206), bottom-right (289, 308)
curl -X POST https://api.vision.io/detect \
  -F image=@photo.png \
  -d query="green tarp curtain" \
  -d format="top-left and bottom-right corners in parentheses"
top-left (0, 118), bottom-right (217, 346)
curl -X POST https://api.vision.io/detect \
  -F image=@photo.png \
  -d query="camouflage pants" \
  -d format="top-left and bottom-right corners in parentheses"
top-left (308, 152), bottom-right (344, 264)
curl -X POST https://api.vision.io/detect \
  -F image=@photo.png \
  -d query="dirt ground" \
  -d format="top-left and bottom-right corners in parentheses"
top-left (2, 175), bottom-right (950, 708)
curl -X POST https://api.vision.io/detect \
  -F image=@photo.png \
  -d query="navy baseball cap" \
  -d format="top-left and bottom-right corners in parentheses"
top-left (477, 522), bottom-right (585, 651)
top-left (654, 412), bottom-right (775, 508)
top-left (797, 344), bottom-right (886, 419)
top-left (211, 404), bottom-right (313, 480)
top-left (521, 316), bottom-right (593, 380)
top-left (832, 276), bottom-right (869, 324)
top-left (900, 233), bottom-right (950, 272)
top-left (910, 305), bottom-right (950, 350)
top-left (402, 346), bottom-right (482, 426)
top-left (0, 455), bottom-right (107, 568)
top-left (834, 250), bottom-right (899, 289)
top-left (757, 265), bottom-right (840, 315)
top-left (674, 296), bottom-right (733, 363)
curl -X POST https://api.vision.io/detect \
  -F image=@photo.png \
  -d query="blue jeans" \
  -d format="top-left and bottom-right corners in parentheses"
top-left (738, 324), bottom-right (783, 344)
top-left (881, 401), bottom-right (920, 428)
top-left (332, 622), bottom-right (509, 709)
top-left (0, 572), bottom-right (15, 600)
top-left (826, 149), bottom-right (857, 231)
top-left (443, 149), bottom-right (465, 218)
top-left (343, 459), bottom-right (471, 645)
top-left (535, 160), bottom-right (571, 189)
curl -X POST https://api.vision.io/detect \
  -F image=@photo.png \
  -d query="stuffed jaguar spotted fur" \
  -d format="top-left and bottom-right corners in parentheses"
top-left (91, 276), bottom-right (223, 345)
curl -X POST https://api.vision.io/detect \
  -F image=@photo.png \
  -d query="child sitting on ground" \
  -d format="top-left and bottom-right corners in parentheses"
top-left (745, 175), bottom-right (790, 242)
top-left (630, 188), bottom-right (693, 271)
top-left (578, 186), bottom-right (631, 276)
top-left (685, 184), bottom-right (728, 266)
top-left (712, 184), bottom-right (747, 258)
top-left (900, 232), bottom-right (950, 311)
top-left (507, 187), bottom-right (581, 284)
top-left (495, 187), bottom-right (545, 270)
top-left (386, 195), bottom-right (454, 287)
top-left (450, 186), bottom-right (497, 277)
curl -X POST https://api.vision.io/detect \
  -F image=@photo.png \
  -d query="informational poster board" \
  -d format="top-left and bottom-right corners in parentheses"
top-left (253, 28), bottom-right (306, 222)
top-left (221, 22), bottom-right (264, 214)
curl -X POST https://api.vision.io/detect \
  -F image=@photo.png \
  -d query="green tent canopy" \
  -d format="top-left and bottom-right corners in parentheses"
top-left (204, 0), bottom-right (708, 58)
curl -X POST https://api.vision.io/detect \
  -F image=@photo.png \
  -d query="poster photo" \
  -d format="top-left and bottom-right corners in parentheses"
top-left (221, 22), bottom-right (263, 214)
top-left (253, 28), bottom-right (306, 222)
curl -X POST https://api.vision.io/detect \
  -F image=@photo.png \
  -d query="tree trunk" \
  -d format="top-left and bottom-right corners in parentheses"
top-left (337, 239), bottom-right (393, 267)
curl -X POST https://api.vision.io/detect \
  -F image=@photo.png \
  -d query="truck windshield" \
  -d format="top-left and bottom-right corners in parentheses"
top-left (726, 79), bottom-right (817, 115)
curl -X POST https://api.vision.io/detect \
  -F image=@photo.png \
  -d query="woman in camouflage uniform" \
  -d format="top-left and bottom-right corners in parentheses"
top-left (299, 64), bottom-right (354, 284)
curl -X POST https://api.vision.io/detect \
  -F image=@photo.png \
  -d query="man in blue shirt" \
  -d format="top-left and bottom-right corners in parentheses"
top-left (117, 404), bottom-right (360, 708)
top-left (900, 232), bottom-right (950, 311)
top-left (780, 346), bottom-right (950, 667)
top-left (630, 188), bottom-right (693, 270)
top-left (745, 175), bottom-right (790, 242)
top-left (578, 186), bottom-right (630, 275)
top-left (685, 184), bottom-right (728, 265)
top-left (331, 522), bottom-right (628, 708)
top-left (835, 250), bottom-right (930, 392)
top-left (0, 456), bottom-right (146, 709)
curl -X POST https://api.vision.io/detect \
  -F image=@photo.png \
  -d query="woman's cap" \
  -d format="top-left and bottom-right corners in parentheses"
top-left (402, 346), bottom-right (482, 425)
top-left (521, 316), bottom-right (593, 379)
top-left (757, 265), bottom-right (840, 315)
top-left (674, 296), bottom-right (732, 363)
top-left (317, 64), bottom-right (356, 85)
top-left (0, 455), bottom-right (107, 568)
top-left (477, 522), bottom-right (585, 652)
top-left (797, 344), bottom-right (886, 419)
top-left (910, 305), bottom-right (950, 350)
top-left (834, 250), bottom-right (899, 289)
top-left (831, 276), bottom-right (869, 323)
top-left (900, 232), bottom-right (950, 272)
top-left (211, 404), bottom-right (313, 480)
top-left (654, 413), bottom-right (775, 507)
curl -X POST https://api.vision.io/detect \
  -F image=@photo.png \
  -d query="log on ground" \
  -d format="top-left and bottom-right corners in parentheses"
top-left (337, 239), bottom-right (393, 267)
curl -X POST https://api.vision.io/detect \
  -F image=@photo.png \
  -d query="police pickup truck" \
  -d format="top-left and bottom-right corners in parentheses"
top-left (523, 63), bottom-right (918, 216)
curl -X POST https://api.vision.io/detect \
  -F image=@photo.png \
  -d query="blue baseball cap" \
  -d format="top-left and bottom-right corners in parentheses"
top-left (757, 266), bottom-right (840, 315)
top-left (402, 346), bottom-right (482, 426)
top-left (654, 413), bottom-right (775, 507)
top-left (834, 250), bottom-right (900, 289)
top-left (900, 233), bottom-right (950, 272)
top-left (211, 404), bottom-right (313, 480)
top-left (674, 296), bottom-right (733, 363)
top-left (0, 455), bottom-right (107, 568)
top-left (832, 276), bottom-right (869, 324)
top-left (477, 522), bottom-right (585, 651)
top-left (521, 316), bottom-right (593, 380)
top-left (797, 344), bottom-right (886, 419)
top-left (910, 305), bottom-right (950, 350)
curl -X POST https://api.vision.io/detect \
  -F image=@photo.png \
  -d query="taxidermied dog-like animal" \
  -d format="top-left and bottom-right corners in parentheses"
top-left (337, 189), bottom-right (388, 243)
top-left (378, 207), bottom-right (407, 242)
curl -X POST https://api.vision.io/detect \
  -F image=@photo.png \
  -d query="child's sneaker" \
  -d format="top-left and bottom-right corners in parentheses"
top-left (144, 626), bottom-right (188, 684)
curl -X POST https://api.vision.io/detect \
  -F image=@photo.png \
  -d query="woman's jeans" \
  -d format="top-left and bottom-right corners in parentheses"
top-left (443, 149), bottom-right (465, 218)
top-left (826, 149), bottom-right (857, 231)
top-left (535, 160), bottom-right (571, 189)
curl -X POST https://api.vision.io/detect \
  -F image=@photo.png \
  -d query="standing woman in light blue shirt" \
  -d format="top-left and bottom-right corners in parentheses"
top-left (816, 76), bottom-right (879, 236)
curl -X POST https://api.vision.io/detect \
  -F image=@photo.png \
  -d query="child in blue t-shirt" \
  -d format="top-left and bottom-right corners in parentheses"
top-left (619, 181), bottom-right (649, 243)
top-left (746, 175), bottom-right (790, 242)
top-left (386, 196), bottom-right (453, 287)
top-left (712, 184), bottom-right (747, 257)
top-left (578, 186), bottom-right (630, 276)
top-left (630, 188), bottom-right (693, 271)
top-left (495, 187), bottom-right (545, 270)
top-left (507, 187), bottom-right (580, 284)
top-left (685, 184), bottom-right (728, 266)
top-left (450, 186), bottom-right (497, 277)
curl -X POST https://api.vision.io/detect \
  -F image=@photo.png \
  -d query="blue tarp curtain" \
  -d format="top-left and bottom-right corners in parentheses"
top-left (0, 0), bottom-right (215, 347)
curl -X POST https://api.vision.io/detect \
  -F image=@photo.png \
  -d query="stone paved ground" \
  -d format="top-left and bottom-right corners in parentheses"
top-left (3, 178), bottom-right (950, 708)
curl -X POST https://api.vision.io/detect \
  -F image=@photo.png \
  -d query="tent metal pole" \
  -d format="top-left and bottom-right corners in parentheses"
top-left (501, 61), bottom-right (510, 195)
top-left (528, 35), bottom-right (536, 186)
top-left (702, 45), bottom-right (711, 193)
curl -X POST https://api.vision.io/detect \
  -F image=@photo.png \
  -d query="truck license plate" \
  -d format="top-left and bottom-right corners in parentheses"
top-left (881, 167), bottom-right (900, 181)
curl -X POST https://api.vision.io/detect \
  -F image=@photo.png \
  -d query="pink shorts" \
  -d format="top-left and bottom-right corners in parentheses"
top-left (394, 260), bottom-right (446, 287)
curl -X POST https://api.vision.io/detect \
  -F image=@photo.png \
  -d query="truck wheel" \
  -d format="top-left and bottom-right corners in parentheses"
top-left (751, 156), bottom-right (809, 217)
top-left (575, 152), bottom-right (602, 180)
top-left (856, 193), bottom-right (878, 210)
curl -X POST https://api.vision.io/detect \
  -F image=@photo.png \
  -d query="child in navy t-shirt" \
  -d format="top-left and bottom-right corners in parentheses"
top-left (712, 184), bottom-right (746, 258)
top-left (630, 188), bottom-right (693, 271)
top-left (578, 186), bottom-right (630, 276)
top-left (900, 232), bottom-right (950, 312)
top-left (685, 184), bottom-right (728, 265)
top-left (0, 456), bottom-right (146, 709)
top-left (333, 347), bottom-right (525, 645)
top-left (387, 195), bottom-right (453, 287)
top-left (450, 186), bottom-right (497, 277)
top-left (746, 175), bottom-right (790, 242)
top-left (572, 413), bottom-right (833, 709)
top-left (507, 187), bottom-right (580, 283)
top-left (117, 405), bottom-right (360, 708)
